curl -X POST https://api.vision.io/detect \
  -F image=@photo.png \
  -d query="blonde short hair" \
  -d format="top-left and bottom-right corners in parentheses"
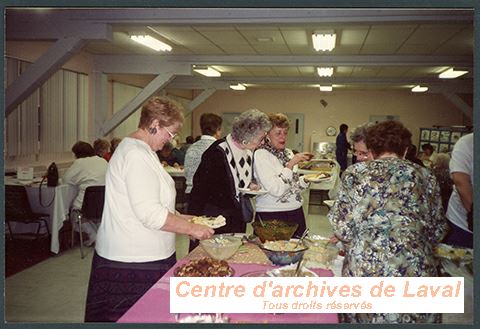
top-left (138, 96), bottom-right (184, 129)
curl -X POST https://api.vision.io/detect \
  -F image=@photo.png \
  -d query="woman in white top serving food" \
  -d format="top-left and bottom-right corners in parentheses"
top-left (84, 96), bottom-right (214, 322)
top-left (253, 113), bottom-right (313, 237)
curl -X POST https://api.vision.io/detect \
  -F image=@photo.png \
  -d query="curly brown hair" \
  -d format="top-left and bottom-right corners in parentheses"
top-left (268, 113), bottom-right (290, 129)
top-left (138, 96), bottom-right (184, 129)
top-left (366, 121), bottom-right (412, 158)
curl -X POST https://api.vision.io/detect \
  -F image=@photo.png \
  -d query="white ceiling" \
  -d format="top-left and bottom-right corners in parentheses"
top-left (6, 7), bottom-right (474, 93)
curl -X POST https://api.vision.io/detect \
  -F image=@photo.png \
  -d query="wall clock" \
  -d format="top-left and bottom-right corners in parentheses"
top-left (326, 126), bottom-right (337, 136)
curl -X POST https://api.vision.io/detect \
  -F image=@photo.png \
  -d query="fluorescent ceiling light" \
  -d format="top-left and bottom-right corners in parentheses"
top-left (312, 31), bottom-right (336, 51)
top-left (230, 83), bottom-right (246, 91)
top-left (439, 68), bottom-right (468, 79)
top-left (317, 67), bottom-right (334, 77)
top-left (193, 66), bottom-right (221, 77)
top-left (130, 35), bottom-right (172, 52)
top-left (411, 85), bottom-right (428, 93)
top-left (319, 85), bottom-right (333, 92)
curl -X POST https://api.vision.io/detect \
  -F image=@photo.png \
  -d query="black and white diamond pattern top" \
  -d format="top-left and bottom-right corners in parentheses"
top-left (220, 135), bottom-right (253, 198)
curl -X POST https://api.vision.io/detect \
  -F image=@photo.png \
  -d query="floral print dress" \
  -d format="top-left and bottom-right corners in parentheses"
top-left (328, 157), bottom-right (448, 324)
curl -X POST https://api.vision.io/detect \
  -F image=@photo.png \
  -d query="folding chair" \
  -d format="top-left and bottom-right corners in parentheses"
top-left (71, 185), bottom-right (105, 258)
top-left (5, 185), bottom-right (50, 241)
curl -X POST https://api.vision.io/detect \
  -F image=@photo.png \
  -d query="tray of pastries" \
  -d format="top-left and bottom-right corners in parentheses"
top-left (174, 257), bottom-right (234, 277)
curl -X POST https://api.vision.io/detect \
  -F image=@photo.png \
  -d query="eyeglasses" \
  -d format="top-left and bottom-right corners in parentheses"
top-left (354, 150), bottom-right (370, 158)
top-left (163, 126), bottom-right (177, 139)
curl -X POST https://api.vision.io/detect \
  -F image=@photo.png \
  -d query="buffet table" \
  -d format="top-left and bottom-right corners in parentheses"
top-left (118, 257), bottom-right (338, 324)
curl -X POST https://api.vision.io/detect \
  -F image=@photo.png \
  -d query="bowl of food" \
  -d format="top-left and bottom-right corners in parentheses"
top-left (252, 219), bottom-right (298, 243)
top-left (304, 234), bottom-right (331, 248)
top-left (260, 239), bottom-right (308, 266)
top-left (199, 234), bottom-right (242, 260)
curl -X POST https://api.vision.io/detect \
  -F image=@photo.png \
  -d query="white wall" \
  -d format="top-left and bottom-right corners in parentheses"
top-left (191, 88), bottom-right (470, 151)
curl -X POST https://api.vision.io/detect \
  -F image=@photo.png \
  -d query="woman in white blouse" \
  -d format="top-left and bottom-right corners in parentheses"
top-left (84, 96), bottom-right (214, 322)
top-left (253, 113), bottom-right (313, 237)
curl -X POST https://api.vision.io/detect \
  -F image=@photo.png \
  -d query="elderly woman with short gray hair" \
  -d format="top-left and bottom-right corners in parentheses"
top-left (189, 109), bottom-right (272, 234)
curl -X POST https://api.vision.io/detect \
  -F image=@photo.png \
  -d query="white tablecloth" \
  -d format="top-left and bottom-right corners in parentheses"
top-left (6, 178), bottom-right (78, 254)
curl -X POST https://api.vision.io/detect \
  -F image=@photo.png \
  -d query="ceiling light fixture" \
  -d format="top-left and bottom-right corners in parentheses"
top-left (411, 85), bottom-right (428, 93)
top-left (193, 66), bottom-right (221, 77)
top-left (130, 35), bottom-right (172, 52)
top-left (230, 83), bottom-right (246, 91)
top-left (438, 68), bottom-right (468, 79)
top-left (319, 85), bottom-right (333, 92)
top-left (317, 67), bottom-right (334, 77)
top-left (312, 31), bottom-right (336, 51)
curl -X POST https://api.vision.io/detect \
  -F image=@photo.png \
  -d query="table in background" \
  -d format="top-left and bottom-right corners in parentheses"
top-left (118, 260), bottom-right (337, 324)
top-left (164, 166), bottom-right (186, 212)
top-left (5, 177), bottom-right (78, 253)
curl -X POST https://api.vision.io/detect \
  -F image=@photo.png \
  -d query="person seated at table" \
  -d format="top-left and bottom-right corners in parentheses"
top-left (63, 141), bottom-right (109, 246)
top-left (93, 138), bottom-right (110, 161)
top-left (156, 142), bottom-right (184, 167)
top-left (405, 144), bottom-right (425, 167)
top-left (253, 113), bottom-right (312, 237)
top-left (189, 109), bottom-right (272, 236)
top-left (103, 137), bottom-right (122, 162)
top-left (184, 113), bottom-right (223, 199)
top-left (432, 152), bottom-right (453, 212)
top-left (84, 96), bottom-right (214, 323)
top-left (328, 120), bottom-right (447, 324)
top-left (419, 143), bottom-right (437, 168)
top-left (180, 135), bottom-right (194, 154)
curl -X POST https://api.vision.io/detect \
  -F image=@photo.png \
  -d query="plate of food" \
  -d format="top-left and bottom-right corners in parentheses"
top-left (435, 243), bottom-right (473, 262)
top-left (190, 215), bottom-right (226, 229)
top-left (303, 172), bottom-right (332, 183)
top-left (267, 263), bottom-right (318, 277)
top-left (238, 187), bottom-right (268, 195)
top-left (174, 257), bottom-right (234, 277)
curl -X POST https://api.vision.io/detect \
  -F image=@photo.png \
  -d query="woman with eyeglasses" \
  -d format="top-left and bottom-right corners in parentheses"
top-left (252, 113), bottom-right (313, 237)
top-left (189, 109), bottom-right (272, 236)
top-left (84, 96), bottom-right (214, 322)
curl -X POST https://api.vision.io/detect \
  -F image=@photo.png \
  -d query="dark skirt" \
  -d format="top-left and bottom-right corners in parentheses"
top-left (256, 207), bottom-right (307, 238)
top-left (84, 251), bottom-right (176, 322)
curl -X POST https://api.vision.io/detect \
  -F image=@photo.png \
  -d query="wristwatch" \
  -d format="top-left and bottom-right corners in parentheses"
top-left (326, 126), bottom-right (337, 136)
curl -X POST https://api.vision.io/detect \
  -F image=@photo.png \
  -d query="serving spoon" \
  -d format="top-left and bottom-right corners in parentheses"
top-left (294, 228), bottom-right (310, 248)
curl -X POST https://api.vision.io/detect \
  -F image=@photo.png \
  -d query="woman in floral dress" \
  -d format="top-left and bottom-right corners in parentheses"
top-left (328, 120), bottom-right (447, 324)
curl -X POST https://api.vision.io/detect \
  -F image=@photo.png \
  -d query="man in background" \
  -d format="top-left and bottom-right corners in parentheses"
top-left (335, 123), bottom-right (350, 174)
top-left (184, 113), bottom-right (223, 210)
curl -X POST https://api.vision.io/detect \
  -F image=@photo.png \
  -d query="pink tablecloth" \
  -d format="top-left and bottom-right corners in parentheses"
top-left (118, 261), bottom-right (338, 324)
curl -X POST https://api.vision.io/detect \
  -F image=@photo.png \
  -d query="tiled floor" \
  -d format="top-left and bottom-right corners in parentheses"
top-left (4, 204), bottom-right (471, 323)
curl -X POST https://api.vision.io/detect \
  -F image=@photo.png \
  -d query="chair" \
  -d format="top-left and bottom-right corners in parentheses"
top-left (71, 185), bottom-right (105, 258)
top-left (5, 185), bottom-right (51, 241)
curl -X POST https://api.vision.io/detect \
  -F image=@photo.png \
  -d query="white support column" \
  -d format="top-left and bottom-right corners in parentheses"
top-left (100, 73), bottom-right (176, 135)
top-left (186, 88), bottom-right (216, 114)
top-left (5, 37), bottom-right (86, 116)
top-left (90, 71), bottom-right (109, 139)
top-left (442, 92), bottom-right (473, 120)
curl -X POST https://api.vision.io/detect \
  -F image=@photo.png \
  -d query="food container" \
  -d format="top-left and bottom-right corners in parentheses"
top-left (260, 239), bottom-right (308, 266)
top-left (200, 235), bottom-right (242, 260)
top-left (303, 235), bottom-right (339, 268)
top-left (252, 219), bottom-right (298, 243)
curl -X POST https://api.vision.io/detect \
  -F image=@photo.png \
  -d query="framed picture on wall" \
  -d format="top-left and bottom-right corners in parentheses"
top-left (451, 132), bottom-right (462, 144)
top-left (439, 131), bottom-right (451, 143)
top-left (420, 129), bottom-right (430, 141)
top-left (430, 130), bottom-right (440, 142)
top-left (430, 143), bottom-right (439, 152)
top-left (439, 143), bottom-right (450, 153)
